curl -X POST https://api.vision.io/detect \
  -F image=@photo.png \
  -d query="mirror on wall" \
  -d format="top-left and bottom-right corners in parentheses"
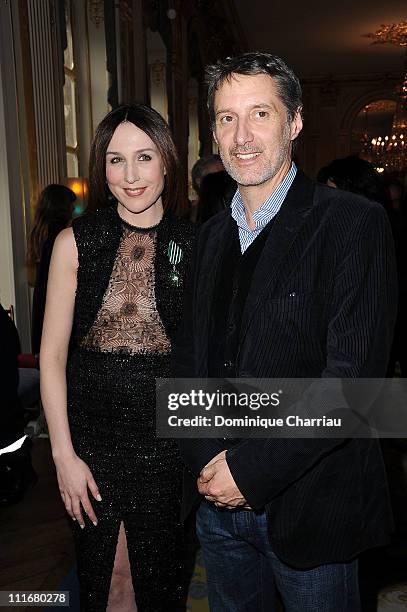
top-left (351, 99), bottom-right (396, 156)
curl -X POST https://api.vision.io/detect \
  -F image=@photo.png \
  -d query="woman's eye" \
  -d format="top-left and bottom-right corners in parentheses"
top-left (139, 154), bottom-right (152, 161)
top-left (109, 156), bottom-right (122, 164)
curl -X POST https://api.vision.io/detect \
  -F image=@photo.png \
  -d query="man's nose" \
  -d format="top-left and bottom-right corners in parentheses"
top-left (124, 163), bottom-right (139, 183)
top-left (234, 118), bottom-right (253, 146)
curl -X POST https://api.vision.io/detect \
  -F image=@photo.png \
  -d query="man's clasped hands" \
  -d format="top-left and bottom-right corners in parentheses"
top-left (197, 450), bottom-right (251, 509)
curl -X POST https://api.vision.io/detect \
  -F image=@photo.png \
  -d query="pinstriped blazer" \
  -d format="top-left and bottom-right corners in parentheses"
top-left (174, 169), bottom-right (398, 568)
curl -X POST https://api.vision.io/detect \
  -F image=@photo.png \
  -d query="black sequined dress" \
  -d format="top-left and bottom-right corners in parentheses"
top-left (67, 206), bottom-right (195, 611)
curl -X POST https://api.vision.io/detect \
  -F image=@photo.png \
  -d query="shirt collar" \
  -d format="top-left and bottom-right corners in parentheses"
top-left (231, 162), bottom-right (297, 231)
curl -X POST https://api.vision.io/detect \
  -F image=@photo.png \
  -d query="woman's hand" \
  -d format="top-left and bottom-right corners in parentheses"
top-left (54, 453), bottom-right (101, 528)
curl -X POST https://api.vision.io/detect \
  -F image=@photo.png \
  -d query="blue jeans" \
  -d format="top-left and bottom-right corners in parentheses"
top-left (196, 501), bottom-right (361, 612)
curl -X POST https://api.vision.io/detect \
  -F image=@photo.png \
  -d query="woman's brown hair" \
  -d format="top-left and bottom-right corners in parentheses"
top-left (88, 104), bottom-right (182, 213)
top-left (26, 184), bottom-right (76, 265)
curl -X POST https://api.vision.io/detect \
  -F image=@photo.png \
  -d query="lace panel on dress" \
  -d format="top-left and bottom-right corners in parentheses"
top-left (81, 227), bottom-right (171, 354)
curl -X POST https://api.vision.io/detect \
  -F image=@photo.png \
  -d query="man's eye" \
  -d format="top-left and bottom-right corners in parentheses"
top-left (139, 154), bottom-right (152, 161)
top-left (220, 115), bottom-right (234, 124)
top-left (255, 110), bottom-right (268, 119)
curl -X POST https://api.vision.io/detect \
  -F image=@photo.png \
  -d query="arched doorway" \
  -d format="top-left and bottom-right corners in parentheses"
top-left (351, 99), bottom-right (398, 171)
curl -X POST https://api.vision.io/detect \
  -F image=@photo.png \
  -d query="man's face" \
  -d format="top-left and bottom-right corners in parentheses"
top-left (213, 73), bottom-right (302, 188)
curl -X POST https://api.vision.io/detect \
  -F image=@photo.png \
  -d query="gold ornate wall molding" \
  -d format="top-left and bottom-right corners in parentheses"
top-left (151, 59), bottom-right (166, 86)
top-left (88, 0), bottom-right (104, 28)
top-left (300, 72), bottom-right (403, 176)
top-left (339, 83), bottom-right (399, 132)
top-left (149, 59), bottom-right (168, 122)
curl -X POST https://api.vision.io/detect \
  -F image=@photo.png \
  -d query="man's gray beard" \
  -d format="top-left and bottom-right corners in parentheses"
top-left (219, 124), bottom-right (292, 187)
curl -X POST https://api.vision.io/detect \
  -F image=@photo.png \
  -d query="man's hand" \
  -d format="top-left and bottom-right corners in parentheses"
top-left (197, 451), bottom-right (249, 508)
top-left (204, 450), bottom-right (227, 468)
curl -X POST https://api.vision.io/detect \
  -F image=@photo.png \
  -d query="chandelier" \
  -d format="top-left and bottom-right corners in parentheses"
top-left (362, 22), bottom-right (407, 173)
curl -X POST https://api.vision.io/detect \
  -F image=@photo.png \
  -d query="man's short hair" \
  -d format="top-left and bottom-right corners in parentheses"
top-left (191, 154), bottom-right (223, 195)
top-left (206, 52), bottom-right (303, 128)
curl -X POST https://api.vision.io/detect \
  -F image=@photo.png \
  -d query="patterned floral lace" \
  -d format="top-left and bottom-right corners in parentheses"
top-left (81, 224), bottom-right (171, 354)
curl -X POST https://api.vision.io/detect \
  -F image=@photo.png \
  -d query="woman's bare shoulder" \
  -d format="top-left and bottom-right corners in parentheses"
top-left (52, 227), bottom-right (78, 268)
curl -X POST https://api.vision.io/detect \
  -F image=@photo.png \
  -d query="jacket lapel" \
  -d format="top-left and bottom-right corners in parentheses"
top-left (195, 211), bottom-right (235, 375)
top-left (240, 170), bottom-right (316, 342)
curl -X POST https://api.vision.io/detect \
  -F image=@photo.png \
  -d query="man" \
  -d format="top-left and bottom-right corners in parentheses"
top-left (191, 154), bottom-right (224, 197)
top-left (190, 154), bottom-right (224, 222)
top-left (173, 52), bottom-right (397, 611)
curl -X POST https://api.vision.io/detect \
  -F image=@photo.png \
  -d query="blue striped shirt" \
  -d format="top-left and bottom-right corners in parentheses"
top-left (230, 163), bottom-right (297, 253)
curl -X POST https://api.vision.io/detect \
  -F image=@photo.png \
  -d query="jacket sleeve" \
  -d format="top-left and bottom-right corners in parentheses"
top-left (226, 203), bottom-right (398, 509)
top-left (172, 229), bottom-right (225, 475)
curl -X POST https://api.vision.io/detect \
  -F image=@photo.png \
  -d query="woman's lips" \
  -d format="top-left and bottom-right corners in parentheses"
top-left (123, 187), bottom-right (147, 197)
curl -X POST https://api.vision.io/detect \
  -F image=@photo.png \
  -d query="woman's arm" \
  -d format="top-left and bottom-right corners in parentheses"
top-left (40, 228), bottom-right (101, 528)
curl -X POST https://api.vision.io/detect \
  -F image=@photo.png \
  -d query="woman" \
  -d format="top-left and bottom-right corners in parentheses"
top-left (40, 104), bottom-right (195, 611)
top-left (27, 184), bottom-right (76, 354)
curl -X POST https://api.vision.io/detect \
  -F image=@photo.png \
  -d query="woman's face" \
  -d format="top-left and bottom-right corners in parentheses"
top-left (105, 121), bottom-right (165, 223)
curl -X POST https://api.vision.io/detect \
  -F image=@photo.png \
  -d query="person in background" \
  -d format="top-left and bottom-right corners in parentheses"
top-left (383, 175), bottom-right (404, 212)
top-left (27, 184), bottom-right (76, 354)
top-left (0, 304), bottom-right (37, 506)
top-left (318, 156), bottom-right (406, 376)
top-left (189, 154), bottom-right (224, 222)
top-left (317, 155), bottom-right (390, 206)
top-left (383, 178), bottom-right (407, 375)
top-left (196, 170), bottom-right (236, 224)
top-left (40, 103), bottom-right (195, 611)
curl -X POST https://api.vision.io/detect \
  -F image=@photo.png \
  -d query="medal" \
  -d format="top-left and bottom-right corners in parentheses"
top-left (167, 240), bottom-right (183, 286)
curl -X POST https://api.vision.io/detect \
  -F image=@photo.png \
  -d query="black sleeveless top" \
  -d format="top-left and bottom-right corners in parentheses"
top-left (70, 206), bottom-right (195, 350)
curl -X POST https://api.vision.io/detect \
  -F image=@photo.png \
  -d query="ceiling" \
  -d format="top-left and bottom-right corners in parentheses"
top-left (233, 0), bottom-right (406, 78)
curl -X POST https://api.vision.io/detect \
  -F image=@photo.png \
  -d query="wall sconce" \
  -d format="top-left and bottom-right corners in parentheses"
top-left (62, 177), bottom-right (89, 217)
